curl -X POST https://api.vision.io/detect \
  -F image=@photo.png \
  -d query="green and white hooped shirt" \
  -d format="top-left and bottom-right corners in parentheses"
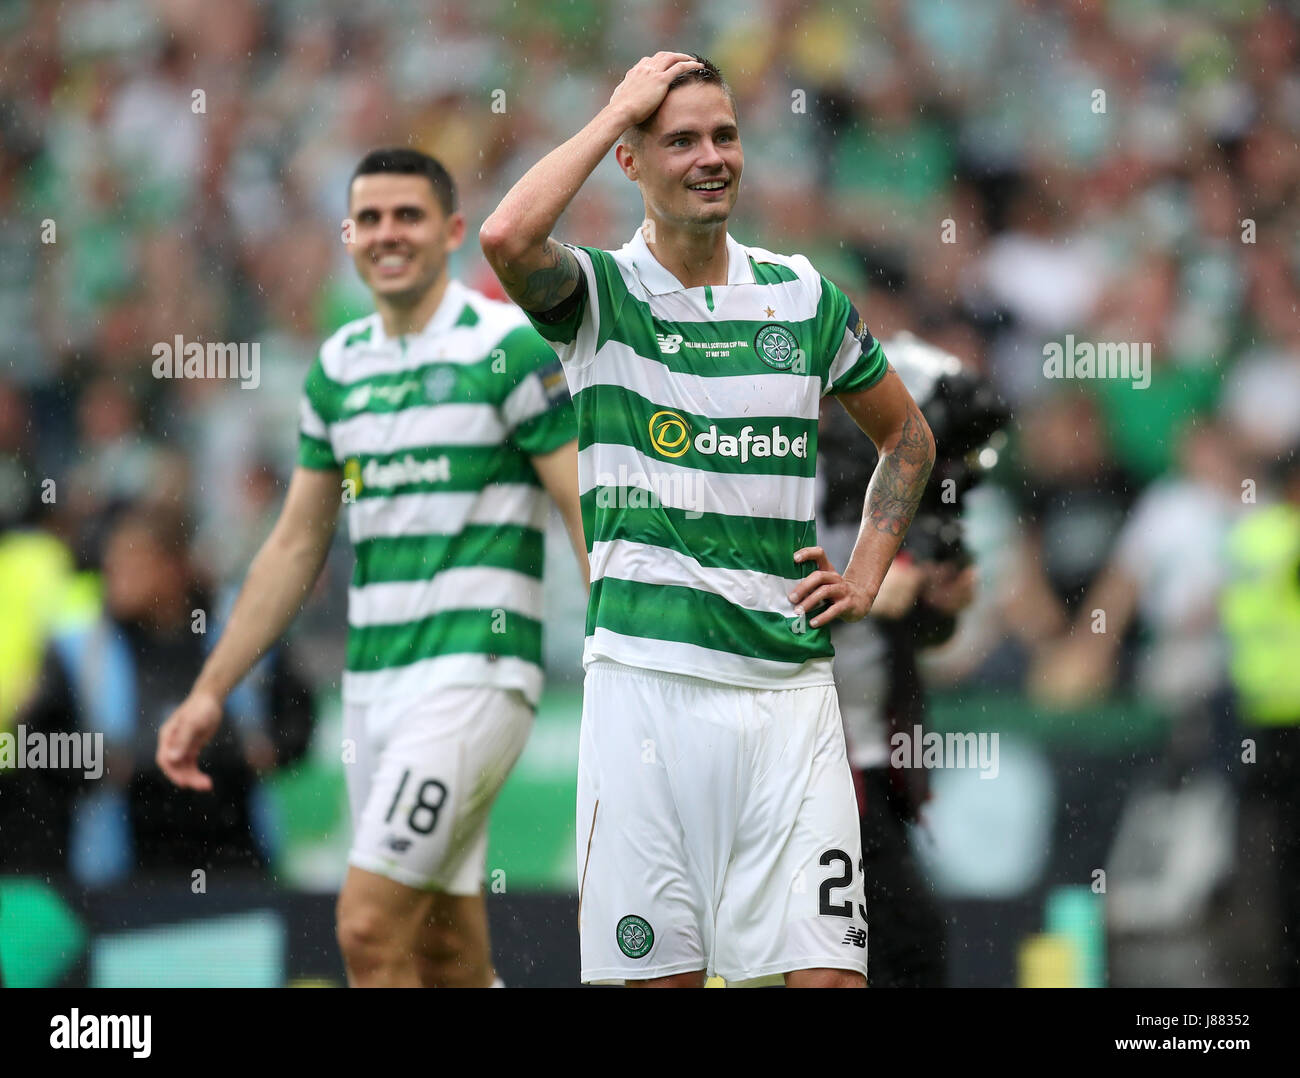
top-left (524, 228), bottom-right (888, 690)
top-left (298, 279), bottom-right (577, 706)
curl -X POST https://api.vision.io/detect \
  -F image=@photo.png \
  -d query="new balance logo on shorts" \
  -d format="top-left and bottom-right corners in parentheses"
top-left (842, 927), bottom-right (867, 948)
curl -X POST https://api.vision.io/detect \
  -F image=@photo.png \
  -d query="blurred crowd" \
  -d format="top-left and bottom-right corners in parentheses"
top-left (2, 0), bottom-right (1300, 941)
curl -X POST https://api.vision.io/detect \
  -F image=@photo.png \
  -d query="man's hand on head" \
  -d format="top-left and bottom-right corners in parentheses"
top-left (608, 52), bottom-right (704, 128)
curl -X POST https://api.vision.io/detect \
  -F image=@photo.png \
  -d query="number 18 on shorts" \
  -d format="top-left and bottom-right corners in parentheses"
top-left (344, 686), bottom-right (534, 894)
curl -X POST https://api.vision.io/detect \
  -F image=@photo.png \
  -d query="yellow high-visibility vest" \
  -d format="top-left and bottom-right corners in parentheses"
top-left (1221, 504), bottom-right (1300, 726)
top-left (0, 531), bottom-right (72, 732)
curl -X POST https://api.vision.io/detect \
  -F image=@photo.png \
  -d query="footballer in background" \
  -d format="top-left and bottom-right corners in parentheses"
top-left (157, 149), bottom-right (588, 987)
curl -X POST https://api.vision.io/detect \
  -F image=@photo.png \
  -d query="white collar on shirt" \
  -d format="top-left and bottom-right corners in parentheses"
top-left (623, 226), bottom-right (755, 296)
top-left (372, 278), bottom-right (468, 345)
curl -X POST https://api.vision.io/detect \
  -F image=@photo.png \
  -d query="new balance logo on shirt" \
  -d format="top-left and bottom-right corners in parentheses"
top-left (656, 332), bottom-right (752, 359)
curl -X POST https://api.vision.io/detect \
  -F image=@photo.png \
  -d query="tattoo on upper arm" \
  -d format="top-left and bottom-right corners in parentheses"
top-left (865, 400), bottom-right (934, 537)
top-left (515, 239), bottom-right (581, 313)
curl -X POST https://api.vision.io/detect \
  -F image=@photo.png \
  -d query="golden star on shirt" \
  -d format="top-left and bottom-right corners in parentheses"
top-left (763, 306), bottom-right (775, 318)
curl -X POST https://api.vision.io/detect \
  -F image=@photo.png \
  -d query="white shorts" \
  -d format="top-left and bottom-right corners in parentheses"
top-left (576, 660), bottom-right (869, 985)
top-left (343, 685), bottom-right (533, 894)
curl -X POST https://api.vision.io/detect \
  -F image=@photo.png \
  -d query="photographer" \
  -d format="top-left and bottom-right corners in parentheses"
top-left (818, 332), bottom-right (1006, 987)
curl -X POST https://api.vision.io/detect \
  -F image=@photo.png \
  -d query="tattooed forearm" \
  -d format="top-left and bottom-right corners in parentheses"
top-left (864, 401), bottom-right (934, 537)
top-left (512, 239), bottom-right (581, 312)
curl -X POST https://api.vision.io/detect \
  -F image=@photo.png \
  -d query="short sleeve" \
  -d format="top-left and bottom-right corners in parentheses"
top-left (817, 275), bottom-right (889, 396)
top-left (297, 357), bottom-right (341, 471)
top-left (520, 244), bottom-right (609, 370)
top-left (498, 325), bottom-right (578, 456)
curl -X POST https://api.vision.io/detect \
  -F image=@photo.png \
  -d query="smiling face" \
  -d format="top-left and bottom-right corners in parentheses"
top-left (347, 172), bottom-right (465, 306)
top-left (618, 80), bottom-right (743, 230)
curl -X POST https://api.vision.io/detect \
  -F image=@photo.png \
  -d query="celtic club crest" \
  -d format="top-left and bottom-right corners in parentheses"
top-left (754, 323), bottom-right (799, 371)
top-left (616, 914), bottom-right (654, 959)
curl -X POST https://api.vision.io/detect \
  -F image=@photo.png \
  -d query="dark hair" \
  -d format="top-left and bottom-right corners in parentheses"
top-left (350, 148), bottom-right (458, 217)
top-left (108, 503), bottom-right (193, 563)
top-left (622, 54), bottom-right (737, 148)
top-left (1270, 438), bottom-right (1300, 491)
